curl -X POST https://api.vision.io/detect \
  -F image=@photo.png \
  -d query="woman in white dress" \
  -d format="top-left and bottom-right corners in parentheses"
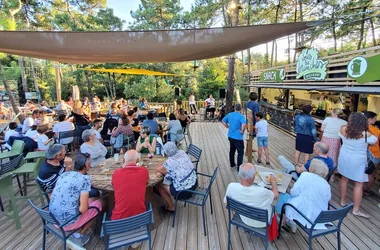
top-left (338, 113), bottom-right (377, 218)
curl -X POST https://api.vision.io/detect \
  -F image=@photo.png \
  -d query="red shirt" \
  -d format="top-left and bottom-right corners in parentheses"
top-left (111, 165), bottom-right (149, 220)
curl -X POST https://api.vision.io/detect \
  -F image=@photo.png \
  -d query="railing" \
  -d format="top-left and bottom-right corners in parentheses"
top-left (248, 45), bottom-right (380, 86)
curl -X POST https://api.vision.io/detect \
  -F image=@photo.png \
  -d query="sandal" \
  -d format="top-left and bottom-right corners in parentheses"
top-left (340, 201), bottom-right (347, 207)
top-left (266, 161), bottom-right (270, 165)
top-left (257, 159), bottom-right (262, 164)
top-left (352, 210), bottom-right (370, 219)
top-left (161, 206), bottom-right (175, 213)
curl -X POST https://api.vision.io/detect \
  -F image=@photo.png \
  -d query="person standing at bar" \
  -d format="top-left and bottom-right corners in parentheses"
top-left (222, 104), bottom-right (247, 171)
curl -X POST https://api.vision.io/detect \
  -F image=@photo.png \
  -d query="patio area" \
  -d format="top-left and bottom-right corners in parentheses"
top-left (1, 121), bottom-right (380, 250)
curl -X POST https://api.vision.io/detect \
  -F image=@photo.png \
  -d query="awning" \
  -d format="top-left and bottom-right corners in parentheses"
top-left (84, 68), bottom-right (182, 76)
top-left (252, 84), bottom-right (380, 94)
top-left (0, 21), bottom-right (326, 64)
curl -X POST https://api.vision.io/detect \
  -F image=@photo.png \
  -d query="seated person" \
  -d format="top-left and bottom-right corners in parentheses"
top-left (177, 108), bottom-right (191, 129)
top-left (49, 153), bottom-right (103, 247)
top-left (204, 95), bottom-right (216, 119)
top-left (111, 116), bottom-right (133, 137)
top-left (40, 101), bottom-right (54, 114)
top-left (56, 100), bottom-right (72, 116)
top-left (80, 129), bottom-right (107, 168)
top-left (224, 163), bottom-right (278, 228)
top-left (136, 126), bottom-right (157, 154)
top-left (53, 114), bottom-right (75, 145)
top-left (92, 119), bottom-right (103, 143)
top-left (107, 103), bottom-right (120, 120)
top-left (167, 113), bottom-right (184, 142)
top-left (275, 158), bottom-right (331, 233)
top-left (22, 109), bottom-right (40, 134)
top-left (155, 142), bottom-right (198, 212)
top-left (37, 144), bottom-right (72, 191)
top-left (278, 142), bottom-right (334, 180)
top-left (127, 110), bottom-right (138, 126)
top-left (4, 122), bottom-right (19, 150)
top-left (142, 112), bottom-right (159, 135)
top-left (111, 150), bottom-right (149, 220)
top-left (0, 102), bottom-right (10, 119)
top-left (37, 124), bottom-right (54, 151)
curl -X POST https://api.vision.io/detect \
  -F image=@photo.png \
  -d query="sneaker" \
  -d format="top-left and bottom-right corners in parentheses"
top-left (80, 233), bottom-right (91, 245)
top-left (286, 219), bottom-right (297, 233)
top-left (67, 236), bottom-right (83, 247)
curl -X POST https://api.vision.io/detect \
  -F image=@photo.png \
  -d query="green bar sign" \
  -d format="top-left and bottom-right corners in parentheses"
top-left (296, 48), bottom-right (328, 81)
top-left (260, 68), bottom-right (286, 82)
top-left (347, 54), bottom-right (380, 84)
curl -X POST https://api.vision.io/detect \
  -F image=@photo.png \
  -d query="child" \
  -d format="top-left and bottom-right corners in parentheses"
top-left (255, 112), bottom-right (270, 165)
top-left (37, 124), bottom-right (53, 151)
top-left (4, 122), bottom-right (19, 150)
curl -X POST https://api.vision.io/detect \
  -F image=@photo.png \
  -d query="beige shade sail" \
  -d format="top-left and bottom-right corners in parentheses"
top-left (0, 21), bottom-right (326, 64)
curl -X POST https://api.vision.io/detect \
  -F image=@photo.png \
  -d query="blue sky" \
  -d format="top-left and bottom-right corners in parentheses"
top-left (107, 0), bottom-right (195, 26)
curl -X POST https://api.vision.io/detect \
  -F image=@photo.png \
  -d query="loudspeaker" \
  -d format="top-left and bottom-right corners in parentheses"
top-left (174, 87), bottom-right (180, 97)
top-left (219, 89), bottom-right (226, 99)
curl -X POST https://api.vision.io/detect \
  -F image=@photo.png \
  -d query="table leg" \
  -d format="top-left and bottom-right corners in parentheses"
top-left (23, 173), bottom-right (27, 196)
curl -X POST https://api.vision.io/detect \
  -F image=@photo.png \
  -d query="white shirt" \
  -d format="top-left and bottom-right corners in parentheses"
top-left (37, 134), bottom-right (50, 151)
top-left (255, 120), bottom-right (268, 137)
top-left (205, 98), bottom-right (215, 108)
top-left (4, 130), bottom-right (19, 150)
top-left (53, 121), bottom-right (75, 144)
top-left (286, 172), bottom-right (331, 229)
top-left (224, 183), bottom-right (274, 228)
top-left (22, 117), bottom-right (34, 134)
top-left (189, 95), bottom-right (195, 105)
top-left (322, 117), bottom-right (347, 139)
top-left (25, 129), bottom-right (39, 141)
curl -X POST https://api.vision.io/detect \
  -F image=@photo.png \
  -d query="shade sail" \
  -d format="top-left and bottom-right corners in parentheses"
top-left (0, 21), bottom-right (326, 64)
top-left (84, 68), bottom-right (182, 76)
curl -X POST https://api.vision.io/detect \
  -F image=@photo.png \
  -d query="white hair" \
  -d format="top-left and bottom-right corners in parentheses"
top-left (238, 164), bottom-right (256, 180)
top-left (309, 158), bottom-right (329, 178)
top-left (124, 150), bottom-right (139, 163)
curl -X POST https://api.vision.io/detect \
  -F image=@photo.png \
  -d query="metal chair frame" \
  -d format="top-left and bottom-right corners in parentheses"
top-left (186, 144), bottom-right (202, 171)
top-left (102, 203), bottom-right (153, 250)
top-left (278, 203), bottom-right (353, 250)
top-left (28, 199), bottom-right (100, 250)
top-left (172, 167), bottom-right (218, 236)
top-left (325, 166), bottom-right (338, 183)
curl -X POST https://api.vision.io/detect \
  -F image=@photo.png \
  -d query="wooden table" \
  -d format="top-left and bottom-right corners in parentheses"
top-left (253, 165), bottom-right (292, 193)
top-left (88, 154), bottom-right (166, 228)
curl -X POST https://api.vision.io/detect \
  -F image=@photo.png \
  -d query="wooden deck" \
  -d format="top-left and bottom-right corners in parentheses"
top-left (1, 122), bottom-right (380, 250)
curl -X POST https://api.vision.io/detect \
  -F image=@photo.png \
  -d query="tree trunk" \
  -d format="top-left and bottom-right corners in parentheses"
top-left (332, 10), bottom-right (337, 53)
top-left (287, 36), bottom-right (291, 64)
top-left (271, 1), bottom-right (281, 67)
top-left (18, 57), bottom-right (28, 93)
top-left (247, 48), bottom-right (251, 85)
top-left (0, 63), bottom-right (23, 123)
top-left (357, 7), bottom-right (367, 50)
top-left (299, 0), bottom-right (304, 46)
top-left (270, 41), bottom-right (274, 67)
top-left (225, 0), bottom-right (240, 114)
top-left (84, 71), bottom-right (93, 99)
top-left (293, 1), bottom-right (298, 63)
top-left (112, 73), bottom-right (117, 99)
top-left (30, 59), bottom-right (41, 102)
top-left (369, 18), bottom-right (377, 46)
top-left (274, 40), bottom-right (277, 65)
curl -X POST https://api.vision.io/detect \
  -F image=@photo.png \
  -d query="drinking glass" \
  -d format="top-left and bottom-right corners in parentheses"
top-left (148, 153), bottom-right (153, 165)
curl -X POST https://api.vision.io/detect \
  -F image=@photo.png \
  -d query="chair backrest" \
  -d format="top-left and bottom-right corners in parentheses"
top-left (28, 199), bottom-right (60, 225)
top-left (187, 144), bottom-right (202, 162)
top-left (226, 196), bottom-right (269, 225)
top-left (58, 130), bottom-right (75, 143)
top-left (314, 203), bottom-right (353, 226)
top-left (11, 140), bottom-right (25, 154)
top-left (157, 117), bottom-right (166, 122)
top-left (33, 157), bottom-right (46, 175)
top-left (103, 204), bottom-right (153, 235)
top-left (205, 167), bottom-right (218, 195)
top-left (36, 178), bottom-right (51, 203)
top-left (0, 154), bottom-right (23, 175)
top-left (325, 166), bottom-right (338, 182)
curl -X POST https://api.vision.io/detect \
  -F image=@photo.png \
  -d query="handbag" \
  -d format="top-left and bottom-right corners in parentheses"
top-left (365, 132), bottom-right (376, 174)
top-left (268, 212), bottom-right (278, 242)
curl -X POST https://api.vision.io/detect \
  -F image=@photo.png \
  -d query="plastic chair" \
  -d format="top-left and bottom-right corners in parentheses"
top-left (325, 166), bottom-right (338, 183)
top-left (186, 144), bottom-right (202, 171)
top-left (278, 203), bottom-right (353, 250)
top-left (36, 178), bottom-right (51, 204)
top-left (13, 157), bottom-right (45, 205)
top-left (102, 203), bottom-right (154, 250)
top-left (0, 175), bottom-right (21, 229)
top-left (0, 140), bottom-right (25, 162)
top-left (183, 124), bottom-right (192, 145)
top-left (226, 196), bottom-right (274, 250)
top-left (28, 199), bottom-right (100, 250)
top-left (172, 167), bottom-right (218, 236)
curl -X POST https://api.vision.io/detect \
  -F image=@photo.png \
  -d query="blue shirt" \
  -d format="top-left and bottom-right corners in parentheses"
top-left (142, 119), bottom-right (159, 134)
top-left (222, 111), bottom-right (247, 140)
top-left (245, 101), bottom-right (260, 125)
top-left (294, 113), bottom-right (317, 140)
top-left (304, 156), bottom-right (334, 173)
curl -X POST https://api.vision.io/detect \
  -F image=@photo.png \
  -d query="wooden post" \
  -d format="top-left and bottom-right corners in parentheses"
top-left (55, 63), bottom-right (61, 102)
top-left (247, 108), bottom-right (253, 163)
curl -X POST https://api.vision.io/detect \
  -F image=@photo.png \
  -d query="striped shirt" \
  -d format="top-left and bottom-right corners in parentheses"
top-left (37, 160), bottom-right (66, 191)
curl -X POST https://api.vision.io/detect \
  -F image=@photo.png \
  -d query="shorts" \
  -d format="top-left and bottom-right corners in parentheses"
top-left (63, 199), bottom-right (102, 231)
top-left (170, 180), bottom-right (198, 200)
top-left (369, 151), bottom-right (380, 164)
top-left (257, 136), bottom-right (269, 148)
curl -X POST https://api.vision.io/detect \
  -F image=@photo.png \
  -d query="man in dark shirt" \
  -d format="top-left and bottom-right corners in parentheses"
top-left (37, 144), bottom-right (72, 190)
top-left (111, 149), bottom-right (149, 220)
top-left (142, 112), bottom-right (159, 135)
top-left (244, 92), bottom-right (260, 154)
top-left (279, 142), bottom-right (334, 180)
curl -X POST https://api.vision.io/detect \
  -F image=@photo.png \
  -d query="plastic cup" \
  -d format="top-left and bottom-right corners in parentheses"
top-left (114, 153), bottom-right (119, 161)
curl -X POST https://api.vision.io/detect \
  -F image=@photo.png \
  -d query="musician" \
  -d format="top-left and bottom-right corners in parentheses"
top-left (204, 95), bottom-right (216, 119)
